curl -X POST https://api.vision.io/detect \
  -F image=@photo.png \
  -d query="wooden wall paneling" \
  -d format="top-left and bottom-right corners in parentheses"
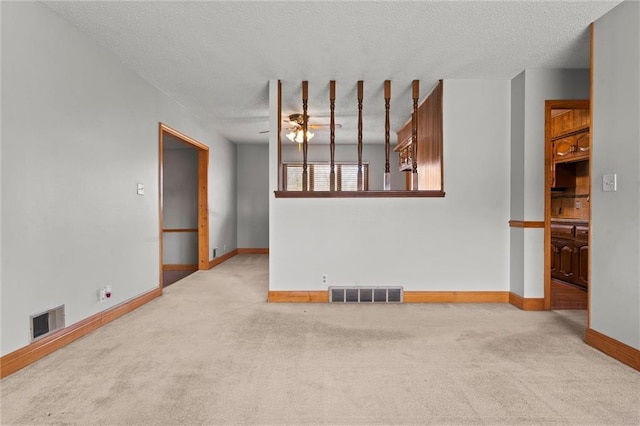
top-left (417, 81), bottom-right (444, 191)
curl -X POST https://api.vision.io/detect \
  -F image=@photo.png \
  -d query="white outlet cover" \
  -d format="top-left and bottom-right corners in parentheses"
top-left (603, 174), bottom-right (617, 192)
top-left (137, 183), bottom-right (145, 195)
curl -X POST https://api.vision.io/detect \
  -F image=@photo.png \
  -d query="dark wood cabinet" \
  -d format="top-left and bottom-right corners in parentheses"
top-left (551, 221), bottom-right (588, 290)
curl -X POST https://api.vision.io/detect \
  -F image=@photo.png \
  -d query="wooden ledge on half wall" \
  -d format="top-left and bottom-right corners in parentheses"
top-left (273, 190), bottom-right (445, 198)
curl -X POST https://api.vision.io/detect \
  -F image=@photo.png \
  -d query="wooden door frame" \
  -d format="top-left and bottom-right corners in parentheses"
top-left (544, 100), bottom-right (590, 310)
top-left (158, 123), bottom-right (209, 288)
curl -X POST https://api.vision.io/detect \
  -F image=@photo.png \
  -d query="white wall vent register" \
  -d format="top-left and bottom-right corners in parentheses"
top-left (30, 305), bottom-right (65, 341)
top-left (329, 287), bottom-right (403, 303)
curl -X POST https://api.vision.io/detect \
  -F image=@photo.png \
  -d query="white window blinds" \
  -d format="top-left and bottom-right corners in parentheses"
top-left (284, 163), bottom-right (369, 191)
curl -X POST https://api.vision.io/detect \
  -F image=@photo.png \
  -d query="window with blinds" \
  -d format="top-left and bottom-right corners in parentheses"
top-left (284, 163), bottom-right (369, 191)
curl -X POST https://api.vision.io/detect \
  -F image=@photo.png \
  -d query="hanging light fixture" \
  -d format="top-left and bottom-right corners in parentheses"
top-left (286, 128), bottom-right (314, 144)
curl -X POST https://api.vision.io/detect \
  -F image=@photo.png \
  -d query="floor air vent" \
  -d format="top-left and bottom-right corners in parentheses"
top-left (30, 305), bottom-right (65, 341)
top-left (329, 287), bottom-right (403, 303)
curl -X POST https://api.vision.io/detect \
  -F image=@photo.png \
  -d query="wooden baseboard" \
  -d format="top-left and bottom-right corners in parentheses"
top-left (267, 290), bottom-right (508, 304)
top-left (585, 328), bottom-right (640, 371)
top-left (0, 287), bottom-right (162, 378)
top-left (237, 248), bottom-right (269, 254)
top-left (509, 292), bottom-right (546, 311)
top-left (162, 264), bottom-right (198, 271)
top-left (268, 291), bottom-right (328, 303)
top-left (208, 249), bottom-right (238, 269)
top-left (404, 291), bottom-right (509, 303)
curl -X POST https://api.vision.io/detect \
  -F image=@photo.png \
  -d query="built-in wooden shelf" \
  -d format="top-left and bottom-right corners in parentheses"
top-left (274, 190), bottom-right (445, 198)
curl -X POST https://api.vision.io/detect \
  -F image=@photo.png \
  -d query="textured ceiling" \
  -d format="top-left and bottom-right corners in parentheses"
top-left (45, 1), bottom-right (621, 145)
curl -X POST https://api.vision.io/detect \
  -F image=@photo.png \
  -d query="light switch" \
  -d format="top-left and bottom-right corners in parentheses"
top-left (137, 183), bottom-right (145, 195)
top-left (603, 174), bottom-right (617, 192)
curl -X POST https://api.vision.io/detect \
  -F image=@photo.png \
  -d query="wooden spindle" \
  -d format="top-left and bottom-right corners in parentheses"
top-left (278, 80), bottom-right (283, 191)
top-left (329, 80), bottom-right (336, 191)
top-left (302, 81), bottom-right (309, 191)
top-left (357, 80), bottom-right (364, 191)
top-left (412, 80), bottom-right (419, 190)
top-left (384, 80), bottom-right (391, 190)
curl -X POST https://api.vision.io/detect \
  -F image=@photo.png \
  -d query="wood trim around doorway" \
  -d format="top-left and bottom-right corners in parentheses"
top-left (159, 123), bottom-right (210, 290)
top-left (544, 100), bottom-right (590, 311)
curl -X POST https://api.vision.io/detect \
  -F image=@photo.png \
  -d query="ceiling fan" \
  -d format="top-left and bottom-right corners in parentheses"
top-left (259, 114), bottom-right (342, 144)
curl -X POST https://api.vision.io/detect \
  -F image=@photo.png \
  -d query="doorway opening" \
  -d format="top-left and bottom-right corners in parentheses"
top-left (159, 123), bottom-right (209, 288)
top-left (544, 101), bottom-right (590, 319)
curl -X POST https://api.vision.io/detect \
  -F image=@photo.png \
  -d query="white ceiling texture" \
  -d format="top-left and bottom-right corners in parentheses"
top-left (45, 1), bottom-right (621, 145)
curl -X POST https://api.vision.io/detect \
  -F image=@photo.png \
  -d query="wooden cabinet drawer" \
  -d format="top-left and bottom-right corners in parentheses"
top-left (575, 225), bottom-right (589, 241)
top-left (551, 223), bottom-right (574, 238)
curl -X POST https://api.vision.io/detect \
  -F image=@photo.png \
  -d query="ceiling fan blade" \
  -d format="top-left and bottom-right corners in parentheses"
top-left (308, 123), bottom-right (343, 129)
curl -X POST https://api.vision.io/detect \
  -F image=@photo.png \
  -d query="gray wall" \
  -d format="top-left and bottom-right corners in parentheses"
top-left (163, 147), bottom-right (198, 264)
top-left (270, 80), bottom-right (511, 292)
top-left (237, 144), bottom-right (269, 249)
top-left (509, 69), bottom-right (590, 298)
top-left (1, 2), bottom-right (236, 356)
top-left (592, 0), bottom-right (640, 349)
top-left (281, 143), bottom-right (405, 190)
top-left (510, 72), bottom-right (526, 297)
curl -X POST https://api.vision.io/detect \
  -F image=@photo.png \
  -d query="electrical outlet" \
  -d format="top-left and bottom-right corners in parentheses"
top-left (321, 274), bottom-right (328, 285)
top-left (98, 288), bottom-right (106, 302)
top-left (213, 248), bottom-right (217, 258)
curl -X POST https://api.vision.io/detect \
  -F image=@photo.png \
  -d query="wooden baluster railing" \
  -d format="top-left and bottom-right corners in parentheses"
top-left (357, 80), bottom-right (364, 191)
top-left (330, 80), bottom-right (336, 191)
top-left (412, 80), bottom-right (419, 190)
top-left (384, 80), bottom-right (391, 190)
top-left (302, 81), bottom-right (309, 191)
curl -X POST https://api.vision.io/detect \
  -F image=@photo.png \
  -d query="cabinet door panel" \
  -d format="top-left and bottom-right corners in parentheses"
top-left (554, 136), bottom-right (575, 160)
top-left (550, 244), bottom-right (560, 278)
top-left (559, 244), bottom-right (575, 279)
top-left (576, 132), bottom-right (590, 152)
top-left (575, 244), bottom-right (589, 288)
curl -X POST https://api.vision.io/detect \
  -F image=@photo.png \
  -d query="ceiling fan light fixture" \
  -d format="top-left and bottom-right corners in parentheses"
top-left (286, 129), bottom-right (314, 144)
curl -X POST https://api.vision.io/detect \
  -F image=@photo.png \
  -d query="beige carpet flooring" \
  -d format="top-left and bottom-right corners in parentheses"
top-left (1, 254), bottom-right (639, 425)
